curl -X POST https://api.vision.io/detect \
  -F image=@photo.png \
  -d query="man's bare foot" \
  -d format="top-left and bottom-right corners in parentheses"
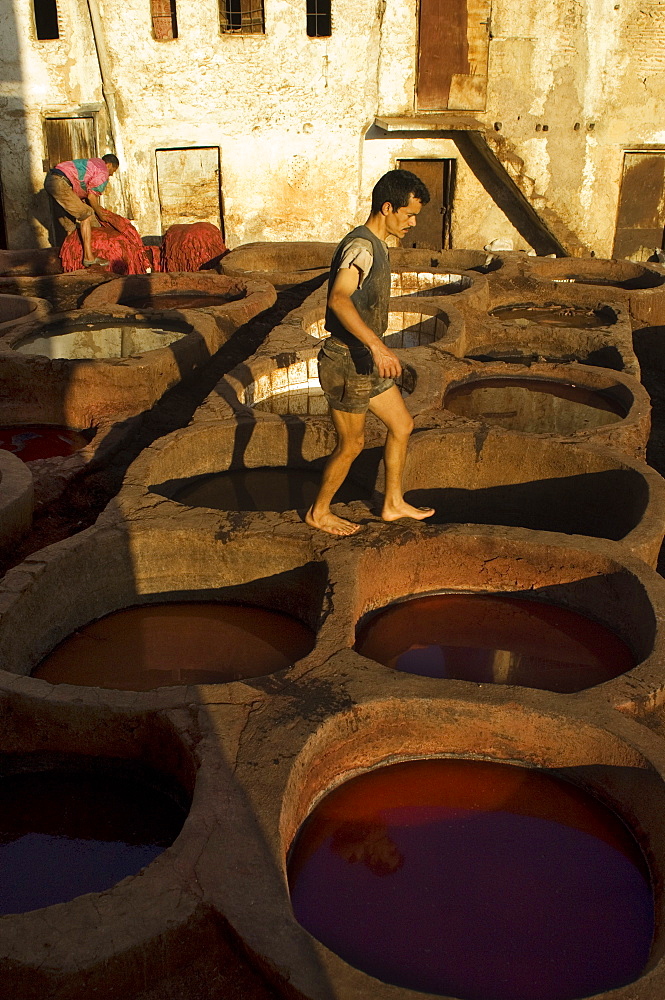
top-left (306, 506), bottom-right (362, 536)
top-left (381, 501), bottom-right (435, 522)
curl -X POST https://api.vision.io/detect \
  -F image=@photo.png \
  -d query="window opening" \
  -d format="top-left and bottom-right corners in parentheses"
top-left (151, 0), bottom-right (178, 40)
top-left (307, 0), bottom-right (331, 36)
top-left (34, 0), bottom-right (60, 40)
top-left (219, 0), bottom-right (264, 34)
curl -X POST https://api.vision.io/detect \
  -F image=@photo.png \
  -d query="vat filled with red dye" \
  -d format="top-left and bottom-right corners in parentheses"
top-left (0, 424), bottom-right (94, 461)
top-left (33, 601), bottom-right (316, 689)
top-left (0, 754), bottom-right (187, 914)
top-left (288, 757), bottom-right (654, 1000)
top-left (355, 592), bottom-right (636, 692)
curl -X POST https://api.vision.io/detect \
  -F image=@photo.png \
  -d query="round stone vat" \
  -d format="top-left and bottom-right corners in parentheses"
top-left (33, 601), bottom-right (316, 690)
top-left (0, 752), bottom-right (188, 913)
top-left (0, 698), bottom-right (216, 1000)
top-left (0, 293), bottom-right (50, 334)
top-left (84, 272), bottom-right (248, 312)
top-left (0, 308), bottom-right (231, 424)
top-left (128, 418), bottom-right (373, 514)
top-left (301, 295), bottom-right (464, 353)
top-left (288, 756), bottom-right (653, 999)
top-left (0, 448), bottom-right (33, 549)
top-left (0, 522), bottom-right (328, 703)
top-left (0, 424), bottom-right (95, 461)
top-left (355, 591), bottom-right (636, 693)
top-left (0, 272), bottom-right (116, 312)
top-left (522, 256), bottom-right (665, 327)
top-left (525, 256), bottom-right (663, 290)
top-left (0, 247), bottom-right (62, 277)
top-left (347, 526), bottom-right (665, 711)
top-left (222, 240), bottom-right (336, 288)
top-left (467, 291), bottom-right (637, 375)
top-left (389, 247), bottom-right (502, 274)
top-left (213, 684), bottom-right (665, 1000)
top-left (389, 268), bottom-right (488, 314)
top-left (393, 428), bottom-right (665, 564)
top-left (439, 362), bottom-right (651, 456)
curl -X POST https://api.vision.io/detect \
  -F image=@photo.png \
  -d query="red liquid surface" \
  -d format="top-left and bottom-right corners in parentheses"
top-left (0, 762), bottom-right (186, 914)
top-left (288, 758), bottom-right (654, 1000)
top-left (355, 593), bottom-right (635, 693)
top-left (0, 424), bottom-right (91, 461)
top-left (34, 602), bottom-right (315, 690)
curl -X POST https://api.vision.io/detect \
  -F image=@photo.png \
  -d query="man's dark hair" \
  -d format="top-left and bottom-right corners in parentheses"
top-left (102, 153), bottom-right (120, 168)
top-left (370, 169), bottom-right (430, 215)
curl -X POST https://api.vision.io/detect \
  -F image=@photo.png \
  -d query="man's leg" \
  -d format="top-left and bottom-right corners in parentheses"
top-left (368, 385), bottom-right (434, 522)
top-left (306, 407), bottom-right (366, 536)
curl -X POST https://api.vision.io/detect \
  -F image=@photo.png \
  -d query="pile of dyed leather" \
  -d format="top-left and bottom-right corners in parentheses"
top-left (59, 213), bottom-right (151, 274)
top-left (161, 222), bottom-right (227, 272)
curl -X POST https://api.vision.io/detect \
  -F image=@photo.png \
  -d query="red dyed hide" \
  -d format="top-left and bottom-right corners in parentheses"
top-left (161, 223), bottom-right (227, 273)
top-left (59, 213), bottom-right (151, 275)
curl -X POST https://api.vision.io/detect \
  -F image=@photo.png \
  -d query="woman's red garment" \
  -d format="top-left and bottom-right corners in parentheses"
top-left (59, 213), bottom-right (151, 274)
top-left (161, 223), bottom-right (227, 272)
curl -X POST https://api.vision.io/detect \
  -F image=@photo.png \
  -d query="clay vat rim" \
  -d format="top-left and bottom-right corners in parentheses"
top-left (81, 272), bottom-right (274, 312)
top-left (212, 686), bottom-right (665, 1000)
top-left (0, 520), bottom-right (327, 707)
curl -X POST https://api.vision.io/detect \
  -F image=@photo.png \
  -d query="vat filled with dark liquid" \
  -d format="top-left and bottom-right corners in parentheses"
top-left (355, 593), bottom-right (635, 692)
top-left (169, 466), bottom-right (369, 512)
top-left (0, 424), bottom-right (93, 461)
top-left (33, 601), bottom-right (316, 689)
top-left (288, 758), bottom-right (654, 1000)
top-left (0, 755), bottom-right (187, 914)
top-left (490, 304), bottom-right (613, 328)
top-left (444, 377), bottom-right (626, 434)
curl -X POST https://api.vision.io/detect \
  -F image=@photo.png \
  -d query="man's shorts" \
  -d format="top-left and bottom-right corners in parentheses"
top-left (317, 336), bottom-right (394, 414)
top-left (44, 172), bottom-right (95, 233)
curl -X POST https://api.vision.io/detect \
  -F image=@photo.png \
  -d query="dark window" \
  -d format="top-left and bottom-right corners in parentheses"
top-left (219, 0), bottom-right (264, 34)
top-left (151, 0), bottom-right (178, 40)
top-left (34, 0), bottom-right (60, 40)
top-left (307, 0), bottom-right (331, 37)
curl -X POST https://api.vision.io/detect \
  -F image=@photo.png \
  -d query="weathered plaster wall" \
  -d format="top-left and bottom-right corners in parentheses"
top-left (1, 0), bottom-right (664, 254)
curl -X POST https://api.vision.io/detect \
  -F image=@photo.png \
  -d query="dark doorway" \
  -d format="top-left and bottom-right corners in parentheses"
top-left (613, 151), bottom-right (665, 259)
top-left (397, 159), bottom-right (456, 250)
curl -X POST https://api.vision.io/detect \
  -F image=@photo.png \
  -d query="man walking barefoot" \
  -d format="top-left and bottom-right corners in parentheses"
top-left (306, 169), bottom-right (435, 536)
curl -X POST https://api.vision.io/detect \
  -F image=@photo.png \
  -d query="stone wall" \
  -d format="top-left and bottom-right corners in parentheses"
top-left (0, 0), bottom-right (663, 254)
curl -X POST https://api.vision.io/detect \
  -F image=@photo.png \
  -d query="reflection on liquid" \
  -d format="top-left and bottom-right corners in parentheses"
top-left (0, 765), bottom-right (186, 914)
top-left (34, 602), bottom-right (316, 689)
top-left (288, 758), bottom-right (654, 1000)
top-left (355, 593), bottom-right (635, 693)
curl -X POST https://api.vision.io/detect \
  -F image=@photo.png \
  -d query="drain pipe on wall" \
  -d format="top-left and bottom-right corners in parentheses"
top-left (86, 0), bottom-right (136, 220)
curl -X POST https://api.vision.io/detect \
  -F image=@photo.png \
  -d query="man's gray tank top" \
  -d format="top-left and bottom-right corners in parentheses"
top-left (324, 225), bottom-right (391, 371)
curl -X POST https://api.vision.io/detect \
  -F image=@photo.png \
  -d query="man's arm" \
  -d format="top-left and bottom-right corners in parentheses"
top-left (328, 266), bottom-right (401, 379)
top-left (86, 190), bottom-right (109, 222)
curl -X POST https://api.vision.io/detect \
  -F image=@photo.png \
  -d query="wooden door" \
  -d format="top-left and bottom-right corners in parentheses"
top-left (613, 152), bottom-right (665, 259)
top-left (156, 147), bottom-right (223, 232)
top-left (397, 159), bottom-right (456, 250)
top-left (417, 0), bottom-right (491, 111)
top-left (44, 117), bottom-right (97, 168)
